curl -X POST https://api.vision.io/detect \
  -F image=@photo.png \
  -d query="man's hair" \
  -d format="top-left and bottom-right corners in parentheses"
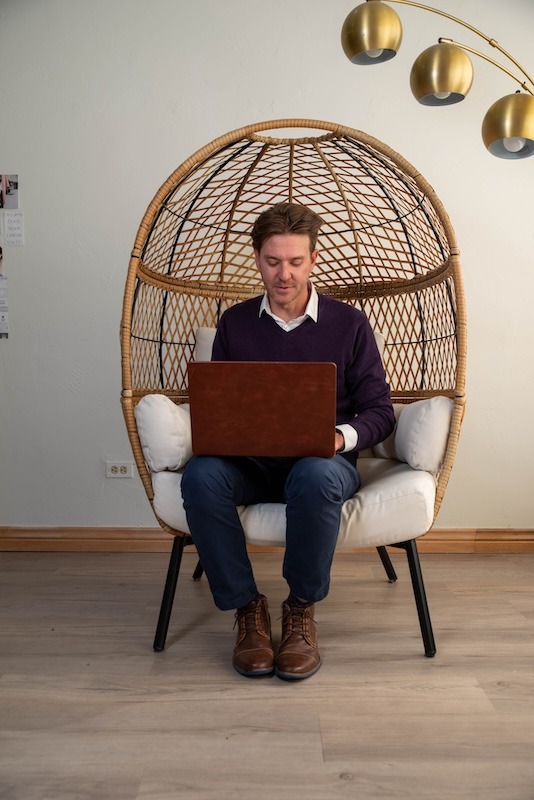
top-left (251, 203), bottom-right (324, 253)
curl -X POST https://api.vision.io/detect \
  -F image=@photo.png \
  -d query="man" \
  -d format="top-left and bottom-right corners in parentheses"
top-left (181, 203), bottom-right (395, 680)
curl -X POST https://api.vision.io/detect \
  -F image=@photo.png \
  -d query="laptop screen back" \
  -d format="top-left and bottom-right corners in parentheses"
top-left (188, 361), bottom-right (337, 458)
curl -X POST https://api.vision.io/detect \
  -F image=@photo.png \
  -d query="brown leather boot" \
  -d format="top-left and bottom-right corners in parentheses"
top-left (275, 601), bottom-right (321, 680)
top-left (232, 594), bottom-right (275, 677)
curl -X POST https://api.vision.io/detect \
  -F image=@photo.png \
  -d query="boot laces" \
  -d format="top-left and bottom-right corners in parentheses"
top-left (282, 604), bottom-right (313, 637)
top-left (234, 599), bottom-right (263, 634)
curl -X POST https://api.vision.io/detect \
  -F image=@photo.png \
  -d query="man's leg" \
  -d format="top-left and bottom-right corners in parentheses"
top-left (181, 455), bottom-right (275, 611)
top-left (181, 455), bottom-right (279, 677)
top-left (276, 455), bottom-right (361, 680)
top-left (283, 454), bottom-right (360, 601)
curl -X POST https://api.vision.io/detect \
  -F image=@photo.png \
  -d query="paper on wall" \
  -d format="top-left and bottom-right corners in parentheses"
top-left (3, 210), bottom-right (24, 246)
top-left (0, 273), bottom-right (8, 338)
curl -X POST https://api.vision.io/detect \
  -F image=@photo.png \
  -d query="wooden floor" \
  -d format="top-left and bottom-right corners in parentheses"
top-left (1, 550), bottom-right (534, 800)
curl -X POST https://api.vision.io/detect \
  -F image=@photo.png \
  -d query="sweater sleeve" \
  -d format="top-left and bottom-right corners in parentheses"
top-left (345, 317), bottom-right (395, 452)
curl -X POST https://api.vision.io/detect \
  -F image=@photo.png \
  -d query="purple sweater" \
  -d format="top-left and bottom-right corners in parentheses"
top-left (212, 294), bottom-right (395, 453)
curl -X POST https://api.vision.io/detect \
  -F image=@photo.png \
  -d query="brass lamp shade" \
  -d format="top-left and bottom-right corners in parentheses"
top-left (482, 93), bottom-right (534, 159)
top-left (341, 1), bottom-right (402, 65)
top-left (410, 43), bottom-right (474, 106)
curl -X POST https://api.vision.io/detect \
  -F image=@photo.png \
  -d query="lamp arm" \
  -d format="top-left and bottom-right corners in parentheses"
top-left (376, 0), bottom-right (534, 91)
top-left (439, 38), bottom-right (534, 96)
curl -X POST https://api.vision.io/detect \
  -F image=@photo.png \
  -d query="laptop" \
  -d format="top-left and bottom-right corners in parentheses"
top-left (188, 361), bottom-right (337, 458)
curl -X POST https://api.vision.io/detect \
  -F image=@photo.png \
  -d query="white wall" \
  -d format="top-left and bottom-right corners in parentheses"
top-left (0, 0), bottom-right (533, 529)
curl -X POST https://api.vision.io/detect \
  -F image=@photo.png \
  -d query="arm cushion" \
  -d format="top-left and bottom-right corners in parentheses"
top-left (373, 395), bottom-right (453, 474)
top-left (134, 395), bottom-right (193, 472)
top-left (133, 326), bottom-right (215, 473)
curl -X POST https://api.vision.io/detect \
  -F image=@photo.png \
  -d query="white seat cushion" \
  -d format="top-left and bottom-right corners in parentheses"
top-left (151, 457), bottom-right (435, 549)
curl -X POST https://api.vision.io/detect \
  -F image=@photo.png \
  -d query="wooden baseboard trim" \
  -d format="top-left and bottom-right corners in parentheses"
top-left (0, 527), bottom-right (173, 553)
top-left (417, 528), bottom-right (534, 553)
top-left (1, 527), bottom-right (534, 553)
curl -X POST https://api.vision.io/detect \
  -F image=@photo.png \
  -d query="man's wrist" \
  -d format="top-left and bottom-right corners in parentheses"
top-left (335, 424), bottom-right (358, 453)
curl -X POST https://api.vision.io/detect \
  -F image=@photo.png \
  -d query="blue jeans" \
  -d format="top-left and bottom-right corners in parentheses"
top-left (181, 454), bottom-right (361, 610)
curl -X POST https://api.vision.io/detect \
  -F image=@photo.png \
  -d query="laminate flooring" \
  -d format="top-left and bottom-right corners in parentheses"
top-left (1, 550), bottom-right (533, 800)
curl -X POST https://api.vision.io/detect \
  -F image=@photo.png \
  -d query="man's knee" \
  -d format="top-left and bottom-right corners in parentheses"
top-left (285, 458), bottom-right (344, 502)
top-left (182, 456), bottom-right (229, 502)
top-left (285, 457), bottom-right (360, 504)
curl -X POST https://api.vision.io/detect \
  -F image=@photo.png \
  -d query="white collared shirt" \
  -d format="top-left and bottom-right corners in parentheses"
top-left (259, 284), bottom-right (319, 331)
top-left (259, 286), bottom-right (358, 453)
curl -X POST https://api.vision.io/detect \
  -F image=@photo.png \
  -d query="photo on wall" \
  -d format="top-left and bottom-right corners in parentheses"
top-left (0, 174), bottom-right (19, 209)
top-left (0, 247), bottom-right (8, 339)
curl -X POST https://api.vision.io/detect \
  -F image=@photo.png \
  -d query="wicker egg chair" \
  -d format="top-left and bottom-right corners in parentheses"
top-left (121, 119), bottom-right (466, 657)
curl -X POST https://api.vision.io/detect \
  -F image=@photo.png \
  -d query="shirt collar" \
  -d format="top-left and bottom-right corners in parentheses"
top-left (259, 284), bottom-right (318, 323)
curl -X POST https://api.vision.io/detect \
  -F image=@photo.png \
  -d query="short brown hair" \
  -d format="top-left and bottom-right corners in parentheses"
top-left (251, 203), bottom-right (324, 253)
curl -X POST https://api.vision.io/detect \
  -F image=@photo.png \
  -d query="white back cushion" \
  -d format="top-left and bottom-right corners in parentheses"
top-left (193, 327), bottom-right (217, 361)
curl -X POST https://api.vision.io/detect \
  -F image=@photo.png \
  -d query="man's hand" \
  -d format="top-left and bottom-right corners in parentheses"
top-left (335, 430), bottom-right (345, 452)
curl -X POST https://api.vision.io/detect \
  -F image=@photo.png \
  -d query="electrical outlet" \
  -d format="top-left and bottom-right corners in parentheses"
top-left (105, 461), bottom-right (134, 478)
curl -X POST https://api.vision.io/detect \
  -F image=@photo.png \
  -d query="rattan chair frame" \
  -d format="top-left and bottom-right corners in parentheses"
top-left (121, 118), bottom-right (466, 539)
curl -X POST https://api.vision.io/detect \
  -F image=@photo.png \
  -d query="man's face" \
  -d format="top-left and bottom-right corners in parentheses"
top-left (255, 233), bottom-right (317, 321)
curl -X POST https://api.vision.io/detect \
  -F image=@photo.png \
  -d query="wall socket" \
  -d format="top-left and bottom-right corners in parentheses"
top-left (105, 461), bottom-right (134, 479)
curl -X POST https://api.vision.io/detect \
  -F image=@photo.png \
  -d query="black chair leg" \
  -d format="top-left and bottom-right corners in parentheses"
top-left (376, 545), bottom-right (398, 582)
top-left (192, 559), bottom-right (204, 581)
top-left (391, 539), bottom-right (436, 658)
top-left (153, 536), bottom-right (189, 652)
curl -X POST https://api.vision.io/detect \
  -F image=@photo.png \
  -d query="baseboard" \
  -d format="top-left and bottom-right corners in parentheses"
top-left (0, 527), bottom-right (173, 552)
top-left (1, 526), bottom-right (534, 553)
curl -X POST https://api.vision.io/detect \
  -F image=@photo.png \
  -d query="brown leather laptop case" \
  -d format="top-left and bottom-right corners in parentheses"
top-left (188, 361), bottom-right (337, 458)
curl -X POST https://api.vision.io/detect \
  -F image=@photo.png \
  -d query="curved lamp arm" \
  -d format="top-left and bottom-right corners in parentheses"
top-left (438, 38), bottom-right (534, 96)
top-left (380, 0), bottom-right (534, 91)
